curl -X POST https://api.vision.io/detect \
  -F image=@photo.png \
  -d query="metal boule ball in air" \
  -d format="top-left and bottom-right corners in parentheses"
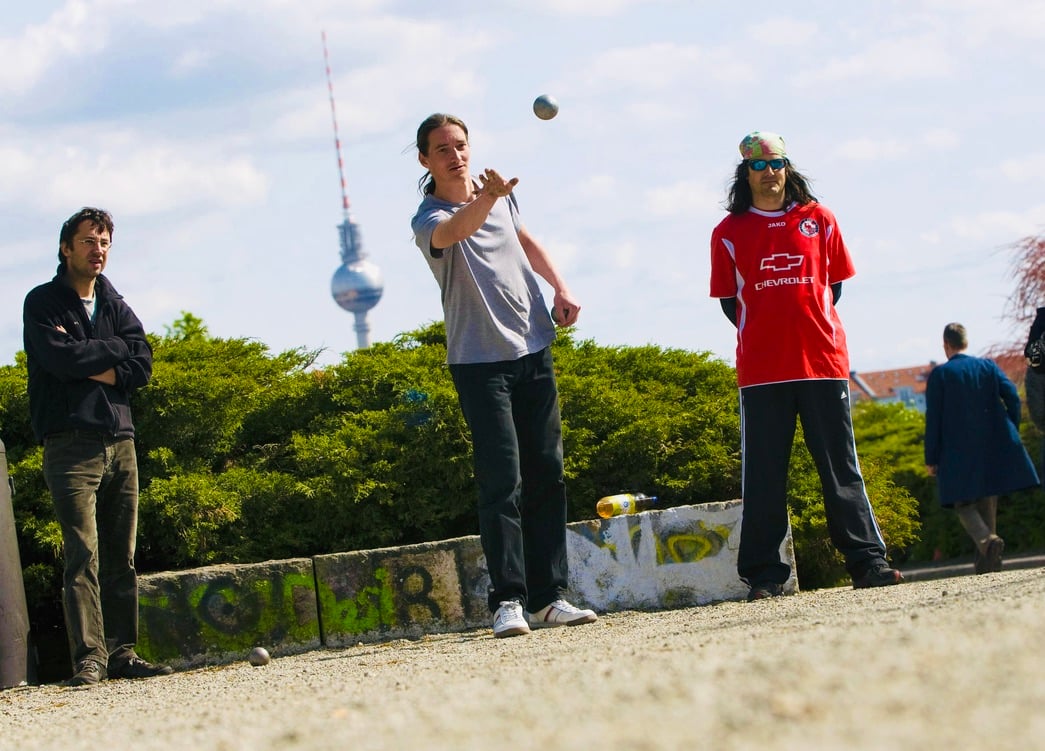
top-left (248, 646), bottom-right (271, 666)
top-left (533, 94), bottom-right (559, 120)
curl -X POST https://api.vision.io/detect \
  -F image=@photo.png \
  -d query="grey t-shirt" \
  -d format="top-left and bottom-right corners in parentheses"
top-left (411, 187), bottom-right (555, 365)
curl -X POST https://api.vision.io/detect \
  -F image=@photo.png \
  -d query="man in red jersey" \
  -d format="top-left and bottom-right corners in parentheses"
top-left (709, 131), bottom-right (902, 600)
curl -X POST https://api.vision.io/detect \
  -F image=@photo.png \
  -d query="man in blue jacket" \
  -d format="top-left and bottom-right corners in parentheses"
top-left (924, 322), bottom-right (1039, 574)
top-left (23, 207), bottom-right (171, 686)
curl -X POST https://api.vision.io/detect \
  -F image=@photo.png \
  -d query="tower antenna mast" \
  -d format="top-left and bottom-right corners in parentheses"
top-left (322, 30), bottom-right (350, 221)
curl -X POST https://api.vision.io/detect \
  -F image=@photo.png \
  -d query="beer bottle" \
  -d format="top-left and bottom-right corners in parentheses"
top-left (596, 492), bottom-right (658, 519)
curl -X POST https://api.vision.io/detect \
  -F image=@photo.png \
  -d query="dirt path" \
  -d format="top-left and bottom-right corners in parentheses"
top-left (3, 567), bottom-right (1043, 751)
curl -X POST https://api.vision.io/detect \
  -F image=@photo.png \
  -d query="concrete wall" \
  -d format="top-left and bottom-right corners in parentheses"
top-left (138, 500), bottom-right (796, 669)
top-left (138, 558), bottom-right (321, 667)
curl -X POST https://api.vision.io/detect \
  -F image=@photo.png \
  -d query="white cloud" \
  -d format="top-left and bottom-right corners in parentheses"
top-left (919, 129), bottom-right (962, 151)
top-left (794, 34), bottom-right (955, 87)
top-left (832, 138), bottom-right (911, 161)
top-left (645, 180), bottom-right (721, 218)
top-left (0, 1), bottom-right (108, 94)
top-left (832, 129), bottom-right (960, 161)
top-left (102, 0), bottom-right (214, 29)
top-left (169, 48), bottom-right (214, 77)
top-left (921, 0), bottom-right (1045, 43)
top-left (313, 18), bottom-right (493, 138)
top-left (1000, 154), bottom-right (1045, 181)
top-left (611, 240), bottom-right (638, 269)
top-left (570, 42), bottom-right (756, 95)
top-left (950, 206), bottom-right (1045, 243)
top-left (514, 0), bottom-right (668, 16)
top-left (577, 43), bottom-right (701, 91)
top-left (919, 230), bottom-right (943, 246)
top-left (0, 130), bottom-right (268, 216)
top-left (576, 175), bottom-right (619, 201)
top-left (543, 238), bottom-right (582, 273)
top-left (745, 18), bottom-right (818, 46)
top-left (0, 144), bottom-right (36, 184)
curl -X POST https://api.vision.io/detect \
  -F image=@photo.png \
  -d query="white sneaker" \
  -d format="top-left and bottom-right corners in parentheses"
top-left (492, 600), bottom-right (531, 638)
top-left (528, 599), bottom-right (598, 628)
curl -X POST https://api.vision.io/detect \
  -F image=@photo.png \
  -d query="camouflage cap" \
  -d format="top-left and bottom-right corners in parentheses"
top-left (739, 131), bottom-right (787, 160)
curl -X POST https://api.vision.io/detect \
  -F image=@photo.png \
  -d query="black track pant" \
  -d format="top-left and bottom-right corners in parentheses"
top-left (738, 379), bottom-right (888, 586)
top-left (450, 347), bottom-right (568, 614)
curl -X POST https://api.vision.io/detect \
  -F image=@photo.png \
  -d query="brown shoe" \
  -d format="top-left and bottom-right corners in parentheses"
top-left (66, 659), bottom-right (106, 687)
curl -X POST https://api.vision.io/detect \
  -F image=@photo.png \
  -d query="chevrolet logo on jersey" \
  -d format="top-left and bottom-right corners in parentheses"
top-left (760, 253), bottom-right (804, 272)
top-left (754, 275), bottom-right (814, 291)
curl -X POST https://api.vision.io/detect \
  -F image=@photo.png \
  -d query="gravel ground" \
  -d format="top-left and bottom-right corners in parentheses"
top-left (3, 566), bottom-right (1043, 751)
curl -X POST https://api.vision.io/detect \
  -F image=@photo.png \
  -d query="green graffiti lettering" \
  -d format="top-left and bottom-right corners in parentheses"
top-left (319, 566), bottom-right (397, 637)
top-left (170, 571), bottom-right (320, 653)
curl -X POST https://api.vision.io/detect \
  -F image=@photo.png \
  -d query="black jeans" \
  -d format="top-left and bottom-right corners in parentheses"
top-left (43, 431), bottom-right (140, 669)
top-left (450, 347), bottom-right (568, 613)
top-left (738, 380), bottom-right (888, 585)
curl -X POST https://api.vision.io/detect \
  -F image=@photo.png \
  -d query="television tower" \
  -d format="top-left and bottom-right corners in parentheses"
top-left (323, 31), bottom-right (383, 349)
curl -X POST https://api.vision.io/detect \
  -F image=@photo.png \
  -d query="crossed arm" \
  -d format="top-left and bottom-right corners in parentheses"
top-left (54, 324), bottom-right (116, 384)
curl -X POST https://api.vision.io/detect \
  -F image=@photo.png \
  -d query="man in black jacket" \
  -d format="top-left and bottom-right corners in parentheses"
top-left (23, 207), bottom-right (171, 686)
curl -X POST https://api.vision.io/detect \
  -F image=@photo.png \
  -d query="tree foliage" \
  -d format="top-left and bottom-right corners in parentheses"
top-left (1003, 234), bottom-right (1045, 335)
top-left (984, 232), bottom-right (1045, 371)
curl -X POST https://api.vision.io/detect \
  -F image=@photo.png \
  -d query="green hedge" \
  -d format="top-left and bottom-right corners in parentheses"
top-left (1, 314), bottom-right (926, 626)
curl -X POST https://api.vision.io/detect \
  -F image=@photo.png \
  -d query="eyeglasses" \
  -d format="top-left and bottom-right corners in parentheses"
top-left (78, 238), bottom-right (111, 251)
top-left (748, 158), bottom-right (787, 171)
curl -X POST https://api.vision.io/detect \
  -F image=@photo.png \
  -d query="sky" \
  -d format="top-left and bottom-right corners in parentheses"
top-left (2, 0), bottom-right (1044, 375)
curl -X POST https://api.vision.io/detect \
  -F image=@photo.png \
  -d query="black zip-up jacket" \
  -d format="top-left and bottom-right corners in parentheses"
top-left (22, 269), bottom-right (152, 443)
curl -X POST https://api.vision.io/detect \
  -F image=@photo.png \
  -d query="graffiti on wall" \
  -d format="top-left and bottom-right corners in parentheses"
top-left (568, 506), bottom-right (743, 610)
top-left (139, 504), bottom-right (750, 664)
top-left (315, 544), bottom-right (487, 645)
top-left (572, 515), bottom-right (735, 565)
top-left (138, 566), bottom-right (320, 663)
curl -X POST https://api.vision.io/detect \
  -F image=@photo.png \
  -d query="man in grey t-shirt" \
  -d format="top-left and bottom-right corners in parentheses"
top-left (411, 113), bottom-right (596, 638)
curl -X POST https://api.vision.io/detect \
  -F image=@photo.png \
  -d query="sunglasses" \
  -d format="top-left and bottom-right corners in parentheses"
top-left (748, 158), bottom-right (787, 171)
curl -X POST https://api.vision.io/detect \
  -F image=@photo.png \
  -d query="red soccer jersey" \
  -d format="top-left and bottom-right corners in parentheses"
top-left (709, 202), bottom-right (855, 387)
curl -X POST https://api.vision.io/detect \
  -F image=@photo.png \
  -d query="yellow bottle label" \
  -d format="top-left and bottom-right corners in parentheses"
top-left (597, 494), bottom-right (639, 518)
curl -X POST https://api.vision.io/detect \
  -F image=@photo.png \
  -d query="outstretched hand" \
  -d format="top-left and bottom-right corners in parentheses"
top-left (477, 168), bottom-right (519, 198)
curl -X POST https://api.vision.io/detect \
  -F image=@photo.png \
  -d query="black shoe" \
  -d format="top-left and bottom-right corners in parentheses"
top-left (66, 659), bottom-right (106, 687)
top-left (973, 547), bottom-right (988, 575)
top-left (747, 582), bottom-right (783, 602)
top-left (853, 563), bottom-right (903, 589)
top-left (109, 656), bottom-right (173, 680)
top-left (985, 536), bottom-right (1005, 573)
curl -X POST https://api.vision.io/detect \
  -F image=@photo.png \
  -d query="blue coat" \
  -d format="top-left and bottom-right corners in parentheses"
top-left (924, 353), bottom-right (1039, 506)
